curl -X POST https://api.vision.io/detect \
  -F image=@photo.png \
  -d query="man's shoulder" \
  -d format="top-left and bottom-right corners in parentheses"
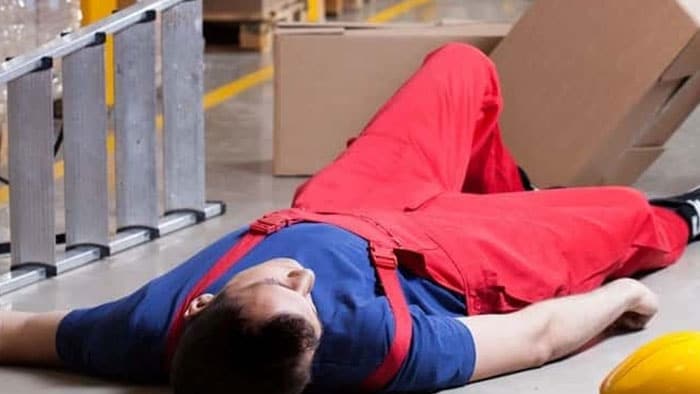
top-left (312, 298), bottom-right (393, 388)
top-left (57, 284), bottom-right (172, 380)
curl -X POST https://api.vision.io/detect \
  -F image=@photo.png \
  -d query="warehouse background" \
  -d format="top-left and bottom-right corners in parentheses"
top-left (0, 1), bottom-right (699, 393)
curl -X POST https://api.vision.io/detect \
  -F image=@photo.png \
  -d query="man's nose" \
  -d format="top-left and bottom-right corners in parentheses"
top-left (288, 268), bottom-right (315, 295)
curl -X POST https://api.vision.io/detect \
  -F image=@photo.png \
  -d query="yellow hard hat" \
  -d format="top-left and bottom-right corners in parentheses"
top-left (600, 332), bottom-right (700, 394)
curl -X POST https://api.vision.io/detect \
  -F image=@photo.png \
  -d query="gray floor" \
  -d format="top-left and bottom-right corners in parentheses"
top-left (1, 0), bottom-right (699, 393)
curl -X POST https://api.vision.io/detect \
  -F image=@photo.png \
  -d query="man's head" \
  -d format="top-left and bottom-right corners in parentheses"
top-left (171, 258), bottom-right (322, 394)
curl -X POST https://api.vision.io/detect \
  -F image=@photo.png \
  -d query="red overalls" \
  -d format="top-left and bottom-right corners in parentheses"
top-left (165, 43), bottom-right (690, 391)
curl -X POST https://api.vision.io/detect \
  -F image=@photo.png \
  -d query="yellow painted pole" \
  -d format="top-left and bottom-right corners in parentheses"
top-left (307, 0), bottom-right (325, 22)
top-left (80, 0), bottom-right (118, 106)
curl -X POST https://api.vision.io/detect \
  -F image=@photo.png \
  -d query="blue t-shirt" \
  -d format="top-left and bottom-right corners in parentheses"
top-left (57, 223), bottom-right (476, 392)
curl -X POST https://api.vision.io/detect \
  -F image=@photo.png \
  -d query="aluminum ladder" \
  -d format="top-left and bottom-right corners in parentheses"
top-left (0, 0), bottom-right (225, 295)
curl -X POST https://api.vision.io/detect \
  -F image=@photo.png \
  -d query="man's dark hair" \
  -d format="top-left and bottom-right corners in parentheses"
top-left (171, 293), bottom-right (319, 394)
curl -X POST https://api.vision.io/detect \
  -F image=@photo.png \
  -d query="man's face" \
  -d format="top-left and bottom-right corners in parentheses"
top-left (220, 258), bottom-right (322, 338)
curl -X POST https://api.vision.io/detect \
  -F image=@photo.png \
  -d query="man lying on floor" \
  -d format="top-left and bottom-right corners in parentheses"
top-left (1, 43), bottom-right (699, 394)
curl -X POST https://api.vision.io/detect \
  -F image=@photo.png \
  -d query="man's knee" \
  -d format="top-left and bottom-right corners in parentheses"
top-left (603, 186), bottom-right (651, 212)
top-left (424, 43), bottom-right (493, 71)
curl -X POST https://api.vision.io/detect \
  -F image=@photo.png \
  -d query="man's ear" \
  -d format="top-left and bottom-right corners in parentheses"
top-left (184, 293), bottom-right (215, 321)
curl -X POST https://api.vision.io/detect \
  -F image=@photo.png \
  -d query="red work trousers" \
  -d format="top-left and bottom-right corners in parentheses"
top-left (293, 43), bottom-right (690, 314)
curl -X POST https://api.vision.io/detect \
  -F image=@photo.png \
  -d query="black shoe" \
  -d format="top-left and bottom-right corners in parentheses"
top-left (650, 186), bottom-right (700, 243)
top-left (518, 167), bottom-right (539, 191)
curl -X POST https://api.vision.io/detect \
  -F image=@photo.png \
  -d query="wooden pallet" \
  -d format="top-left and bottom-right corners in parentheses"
top-left (203, 0), bottom-right (305, 21)
top-left (203, 0), bottom-right (306, 51)
top-left (325, 0), bottom-right (371, 16)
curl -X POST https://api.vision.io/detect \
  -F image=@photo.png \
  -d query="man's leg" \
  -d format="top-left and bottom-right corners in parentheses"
top-left (293, 43), bottom-right (525, 212)
top-left (410, 186), bottom-right (690, 312)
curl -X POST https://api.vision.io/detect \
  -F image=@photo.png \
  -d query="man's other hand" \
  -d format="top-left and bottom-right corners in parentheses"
top-left (609, 279), bottom-right (659, 331)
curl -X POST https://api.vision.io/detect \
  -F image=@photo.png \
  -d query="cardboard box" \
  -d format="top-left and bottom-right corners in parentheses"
top-left (273, 22), bottom-right (511, 175)
top-left (491, 0), bottom-right (700, 186)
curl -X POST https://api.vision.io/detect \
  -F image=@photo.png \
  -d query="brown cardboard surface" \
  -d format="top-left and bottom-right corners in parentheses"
top-left (275, 21), bottom-right (511, 35)
top-left (577, 80), bottom-right (682, 185)
top-left (603, 147), bottom-right (666, 185)
top-left (274, 22), bottom-right (510, 175)
top-left (275, 2), bottom-right (700, 181)
top-left (491, 0), bottom-right (700, 187)
top-left (663, 33), bottom-right (700, 80)
top-left (663, 1), bottom-right (700, 80)
top-left (276, 21), bottom-right (399, 30)
top-left (637, 72), bottom-right (700, 147)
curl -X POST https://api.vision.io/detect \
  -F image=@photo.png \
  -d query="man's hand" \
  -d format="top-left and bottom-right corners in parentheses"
top-left (460, 278), bottom-right (659, 382)
top-left (609, 279), bottom-right (659, 331)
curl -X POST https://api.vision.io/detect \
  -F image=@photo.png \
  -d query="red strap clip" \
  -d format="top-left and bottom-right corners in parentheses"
top-left (370, 243), bottom-right (398, 270)
top-left (250, 212), bottom-right (297, 235)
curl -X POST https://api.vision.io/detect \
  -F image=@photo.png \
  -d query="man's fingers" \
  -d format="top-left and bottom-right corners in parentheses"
top-left (614, 312), bottom-right (652, 332)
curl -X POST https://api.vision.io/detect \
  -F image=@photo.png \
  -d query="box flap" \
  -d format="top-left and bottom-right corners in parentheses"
top-left (636, 71), bottom-right (700, 146)
top-left (650, 0), bottom-right (700, 80)
top-left (573, 79), bottom-right (680, 185)
top-left (603, 147), bottom-right (666, 185)
top-left (663, 32), bottom-right (700, 80)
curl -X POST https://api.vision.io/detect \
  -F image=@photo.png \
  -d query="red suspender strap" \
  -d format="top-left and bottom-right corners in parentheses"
top-left (163, 212), bottom-right (299, 366)
top-left (361, 243), bottom-right (414, 392)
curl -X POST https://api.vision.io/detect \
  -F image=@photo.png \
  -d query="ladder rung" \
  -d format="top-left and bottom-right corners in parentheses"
top-left (63, 40), bottom-right (111, 249)
top-left (7, 64), bottom-right (56, 267)
top-left (114, 17), bottom-right (160, 231)
top-left (162, 0), bottom-right (207, 213)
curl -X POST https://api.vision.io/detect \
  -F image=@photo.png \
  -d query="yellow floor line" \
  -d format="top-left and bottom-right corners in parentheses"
top-left (367, 0), bottom-right (434, 23)
top-left (0, 0), bottom-right (434, 205)
top-left (204, 66), bottom-right (275, 109)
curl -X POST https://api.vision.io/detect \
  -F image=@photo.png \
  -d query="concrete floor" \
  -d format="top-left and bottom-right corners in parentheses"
top-left (2, 0), bottom-right (700, 393)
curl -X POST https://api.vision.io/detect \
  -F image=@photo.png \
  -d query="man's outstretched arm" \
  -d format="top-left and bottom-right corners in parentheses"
top-left (0, 310), bottom-right (68, 366)
top-left (462, 278), bottom-right (658, 382)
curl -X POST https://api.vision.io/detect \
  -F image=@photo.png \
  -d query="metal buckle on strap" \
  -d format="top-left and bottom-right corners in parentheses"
top-left (370, 244), bottom-right (398, 269)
